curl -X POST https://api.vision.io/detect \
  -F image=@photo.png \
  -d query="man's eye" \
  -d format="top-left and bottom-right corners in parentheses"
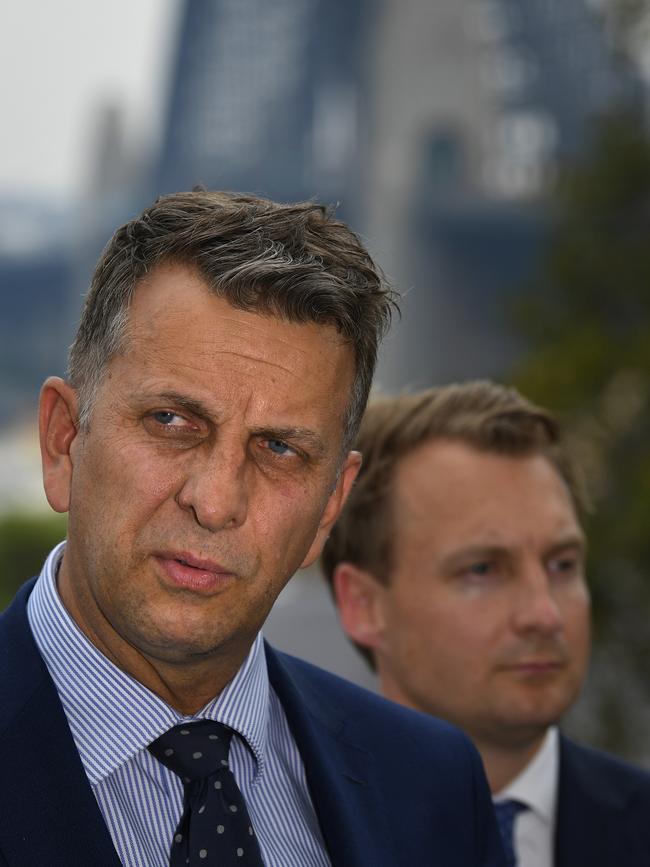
top-left (266, 439), bottom-right (294, 456)
top-left (468, 562), bottom-right (492, 577)
top-left (549, 555), bottom-right (580, 578)
top-left (152, 411), bottom-right (186, 426)
top-left (459, 562), bottom-right (501, 588)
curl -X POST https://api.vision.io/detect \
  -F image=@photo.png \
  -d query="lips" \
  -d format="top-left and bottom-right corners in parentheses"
top-left (516, 660), bottom-right (563, 668)
top-left (154, 551), bottom-right (235, 593)
top-left (167, 552), bottom-right (227, 572)
top-left (503, 659), bottom-right (565, 677)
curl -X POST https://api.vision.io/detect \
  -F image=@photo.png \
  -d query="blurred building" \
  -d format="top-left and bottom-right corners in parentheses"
top-left (365, 0), bottom-right (642, 392)
top-left (0, 200), bottom-right (75, 424)
top-left (156, 0), bottom-right (371, 222)
top-left (150, 0), bottom-right (640, 399)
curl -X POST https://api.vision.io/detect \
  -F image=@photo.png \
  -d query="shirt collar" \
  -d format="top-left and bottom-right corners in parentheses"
top-left (27, 542), bottom-right (270, 786)
top-left (494, 726), bottom-right (559, 825)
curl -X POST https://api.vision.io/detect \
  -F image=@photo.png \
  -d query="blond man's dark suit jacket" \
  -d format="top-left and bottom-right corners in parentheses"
top-left (555, 735), bottom-right (650, 866)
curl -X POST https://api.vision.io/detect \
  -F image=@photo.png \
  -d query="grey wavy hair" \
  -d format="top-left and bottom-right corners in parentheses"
top-left (69, 190), bottom-right (398, 449)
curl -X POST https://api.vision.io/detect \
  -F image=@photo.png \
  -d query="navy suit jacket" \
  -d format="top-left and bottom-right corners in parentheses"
top-left (555, 734), bottom-right (650, 867)
top-left (0, 580), bottom-right (505, 867)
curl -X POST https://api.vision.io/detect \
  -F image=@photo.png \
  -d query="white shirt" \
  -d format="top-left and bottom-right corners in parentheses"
top-left (494, 727), bottom-right (559, 867)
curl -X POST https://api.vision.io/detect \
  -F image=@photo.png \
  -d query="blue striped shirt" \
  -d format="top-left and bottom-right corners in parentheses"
top-left (27, 543), bottom-right (331, 867)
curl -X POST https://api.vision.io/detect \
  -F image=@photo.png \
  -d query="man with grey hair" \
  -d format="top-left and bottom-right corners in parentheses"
top-left (0, 192), bottom-right (504, 867)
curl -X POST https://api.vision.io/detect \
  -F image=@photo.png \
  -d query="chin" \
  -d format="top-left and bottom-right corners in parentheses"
top-left (148, 635), bottom-right (232, 665)
top-left (121, 612), bottom-right (227, 662)
top-left (500, 704), bottom-right (565, 738)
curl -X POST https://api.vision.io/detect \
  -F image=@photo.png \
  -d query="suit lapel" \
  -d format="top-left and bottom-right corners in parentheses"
top-left (0, 581), bottom-right (121, 867)
top-left (266, 644), bottom-right (399, 867)
top-left (555, 736), bottom-right (635, 867)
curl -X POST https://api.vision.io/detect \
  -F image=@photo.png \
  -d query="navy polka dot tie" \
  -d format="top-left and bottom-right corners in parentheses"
top-left (149, 720), bottom-right (264, 866)
top-left (494, 799), bottom-right (528, 867)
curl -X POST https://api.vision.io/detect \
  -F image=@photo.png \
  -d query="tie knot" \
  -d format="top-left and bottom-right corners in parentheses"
top-left (495, 798), bottom-right (527, 824)
top-left (149, 720), bottom-right (233, 782)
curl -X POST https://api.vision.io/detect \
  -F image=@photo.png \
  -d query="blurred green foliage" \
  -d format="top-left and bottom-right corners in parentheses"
top-left (511, 111), bottom-right (650, 758)
top-left (0, 512), bottom-right (67, 610)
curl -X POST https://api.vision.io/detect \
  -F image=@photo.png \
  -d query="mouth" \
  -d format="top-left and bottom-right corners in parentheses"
top-left (154, 551), bottom-right (235, 594)
top-left (504, 659), bottom-right (565, 676)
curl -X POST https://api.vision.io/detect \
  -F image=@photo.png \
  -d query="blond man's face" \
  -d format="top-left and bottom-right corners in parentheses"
top-left (367, 441), bottom-right (590, 748)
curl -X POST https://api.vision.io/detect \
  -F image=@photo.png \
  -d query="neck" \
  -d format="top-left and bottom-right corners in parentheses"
top-left (57, 560), bottom-right (249, 715)
top-left (124, 651), bottom-right (246, 716)
top-left (474, 731), bottom-right (548, 794)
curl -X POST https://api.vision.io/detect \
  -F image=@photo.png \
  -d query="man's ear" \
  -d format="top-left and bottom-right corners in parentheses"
top-left (299, 450), bottom-right (362, 569)
top-left (332, 561), bottom-right (385, 654)
top-left (39, 376), bottom-right (80, 514)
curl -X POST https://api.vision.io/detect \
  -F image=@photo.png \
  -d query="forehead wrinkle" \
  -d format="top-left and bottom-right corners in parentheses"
top-left (130, 264), bottom-right (345, 355)
top-left (128, 326), bottom-right (321, 381)
top-left (205, 347), bottom-right (309, 378)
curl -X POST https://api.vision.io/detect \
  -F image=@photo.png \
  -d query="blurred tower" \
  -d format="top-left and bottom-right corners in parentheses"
top-left (156, 0), bottom-right (371, 221)
top-left (479, 0), bottom-right (639, 194)
top-left (364, 0), bottom-right (641, 391)
top-left (0, 202), bottom-right (73, 424)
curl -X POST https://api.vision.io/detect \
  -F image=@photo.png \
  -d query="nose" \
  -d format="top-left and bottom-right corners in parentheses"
top-left (511, 567), bottom-right (563, 637)
top-left (175, 443), bottom-right (249, 532)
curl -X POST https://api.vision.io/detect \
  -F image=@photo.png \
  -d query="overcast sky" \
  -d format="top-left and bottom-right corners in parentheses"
top-left (0, 0), bottom-right (180, 204)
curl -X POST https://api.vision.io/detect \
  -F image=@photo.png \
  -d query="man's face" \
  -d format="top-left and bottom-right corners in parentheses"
top-left (368, 440), bottom-right (590, 749)
top-left (43, 263), bottom-right (359, 671)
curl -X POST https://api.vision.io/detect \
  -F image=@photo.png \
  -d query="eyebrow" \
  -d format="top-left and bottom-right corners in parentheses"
top-left (440, 545), bottom-right (509, 571)
top-left (149, 391), bottom-right (327, 456)
top-left (154, 391), bottom-right (213, 418)
top-left (544, 534), bottom-right (587, 558)
top-left (440, 534), bottom-right (587, 571)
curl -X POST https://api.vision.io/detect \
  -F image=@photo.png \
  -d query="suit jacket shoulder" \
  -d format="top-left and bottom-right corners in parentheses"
top-left (0, 579), bottom-right (122, 867)
top-left (266, 645), bottom-right (505, 866)
top-left (556, 734), bottom-right (650, 867)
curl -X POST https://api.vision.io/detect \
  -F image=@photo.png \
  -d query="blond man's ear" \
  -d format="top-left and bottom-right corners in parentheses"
top-left (299, 450), bottom-right (362, 569)
top-left (332, 561), bottom-right (386, 655)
